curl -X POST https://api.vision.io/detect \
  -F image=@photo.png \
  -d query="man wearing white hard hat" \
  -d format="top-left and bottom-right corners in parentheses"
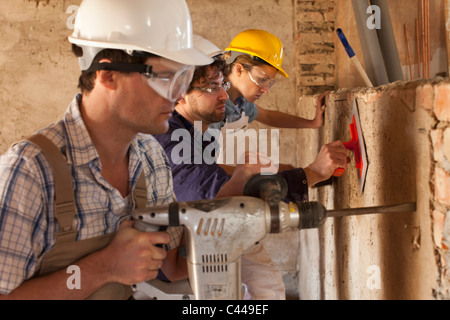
top-left (0, 0), bottom-right (266, 300)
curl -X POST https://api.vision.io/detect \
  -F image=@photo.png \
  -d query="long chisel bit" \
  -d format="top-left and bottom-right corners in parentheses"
top-left (327, 202), bottom-right (417, 218)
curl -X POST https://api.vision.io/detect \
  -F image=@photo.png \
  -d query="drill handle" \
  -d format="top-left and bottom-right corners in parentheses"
top-left (132, 202), bottom-right (179, 231)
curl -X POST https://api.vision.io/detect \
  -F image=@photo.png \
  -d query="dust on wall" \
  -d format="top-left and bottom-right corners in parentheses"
top-left (296, 79), bottom-right (449, 300)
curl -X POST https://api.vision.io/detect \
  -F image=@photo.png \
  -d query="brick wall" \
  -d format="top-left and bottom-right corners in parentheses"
top-left (426, 82), bottom-right (450, 299)
top-left (297, 79), bottom-right (450, 299)
top-left (295, 0), bottom-right (336, 96)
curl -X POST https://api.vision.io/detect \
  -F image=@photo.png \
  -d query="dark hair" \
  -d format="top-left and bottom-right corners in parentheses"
top-left (72, 44), bottom-right (153, 93)
top-left (187, 56), bottom-right (227, 93)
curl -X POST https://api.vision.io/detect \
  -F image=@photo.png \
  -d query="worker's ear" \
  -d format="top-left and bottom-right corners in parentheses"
top-left (96, 59), bottom-right (117, 90)
top-left (234, 63), bottom-right (245, 77)
top-left (177, 95), bottom-right (188, 106)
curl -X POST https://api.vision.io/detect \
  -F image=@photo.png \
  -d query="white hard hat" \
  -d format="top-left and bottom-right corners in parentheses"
top-left (193, 35), bottom-right (225, 58)
top-left (69, 0), bottom-right (212, 70)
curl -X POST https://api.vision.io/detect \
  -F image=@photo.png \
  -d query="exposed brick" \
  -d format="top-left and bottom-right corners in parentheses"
top-left (415, 84), bottom-right (434, 110)
top-left (323, 10), bottom-right (335, 22)
top-left (297, 85), bottom-right (334, 96)
top-left (297, 21), bottom-right (335, 33)
top-left (295, 0), bottom-right (336, 92)
top-left (435, 167), bottom-right (450, 205)
top-left (444, 128), bottom-right (450, 162)
top-left (300, 61), bottom-right (334, 71)
top-left (297, 11), bottom-right (324, 22)
top-left (298, 32), bottom-right (328, 45)
top-left (434, 84), bottom-right (450, 122)
top-left (431, 129), bottom-right (444, 163)
top-left (433, 210), bottom-right (446, 249)
top-left (298, 43), bottom-right (334, 55)
top-left (297, 53), bottom-right (333, 65)
top-left (296, 0), bottom-right (335, 12)
top-left (299, 75), bottom-right (327, 86)
top-left (300, 64), bottom-right (316, 72)
top-left (444, 211), bottom-right (450, 251)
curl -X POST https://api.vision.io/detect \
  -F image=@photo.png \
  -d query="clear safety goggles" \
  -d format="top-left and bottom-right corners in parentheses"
top-left (87, 59), bottom-right (195, 102)
top-left (246, 67), bottom-right (277, 90)
top-left (192, 81), bottom-right (231, 95)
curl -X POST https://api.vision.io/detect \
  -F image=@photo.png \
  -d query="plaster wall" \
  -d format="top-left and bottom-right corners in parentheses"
top-left (296, 80), bottom-right (445, 300)
top-left (0, 0), bottom-right (80, 153)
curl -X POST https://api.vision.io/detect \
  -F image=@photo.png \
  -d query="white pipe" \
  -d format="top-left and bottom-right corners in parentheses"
top-left (352, 0), bottom-right (389, 86)
top-left (371, 0), bottom-right (404, 82)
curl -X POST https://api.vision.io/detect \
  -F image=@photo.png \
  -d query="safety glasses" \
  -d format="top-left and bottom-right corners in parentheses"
top-left (192, 81), bottom-right (230, 95)
top-left (246, 67), bottom-right (277, 90)
top-left (87, 59), bottom-right (195, 102)
top-left (143, 58), bottom-right (195, 102)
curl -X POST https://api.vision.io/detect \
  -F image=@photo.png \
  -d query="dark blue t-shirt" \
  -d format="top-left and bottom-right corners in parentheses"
top-left (153, 111), bottom-right (309, 203)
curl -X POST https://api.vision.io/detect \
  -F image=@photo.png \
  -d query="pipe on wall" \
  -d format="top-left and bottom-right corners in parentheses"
top-left (370, 0), bottom-right (404, 82)
top-left (351, 0), bottom-right (390, 86)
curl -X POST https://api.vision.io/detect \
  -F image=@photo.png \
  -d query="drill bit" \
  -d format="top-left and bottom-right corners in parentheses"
top-left (327, 202), bottom-right (416, 218)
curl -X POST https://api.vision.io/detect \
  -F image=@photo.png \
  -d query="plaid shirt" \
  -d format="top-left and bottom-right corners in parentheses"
top-left (0, 95), bottom-right (181, 294)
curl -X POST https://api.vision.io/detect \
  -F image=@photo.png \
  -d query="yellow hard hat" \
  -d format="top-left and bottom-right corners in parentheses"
top-left (225, 29), bottom-right (289, 78)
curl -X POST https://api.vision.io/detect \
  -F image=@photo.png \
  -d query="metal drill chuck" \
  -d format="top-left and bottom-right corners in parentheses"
top-left (296, 201), bottom-right (328, 230)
